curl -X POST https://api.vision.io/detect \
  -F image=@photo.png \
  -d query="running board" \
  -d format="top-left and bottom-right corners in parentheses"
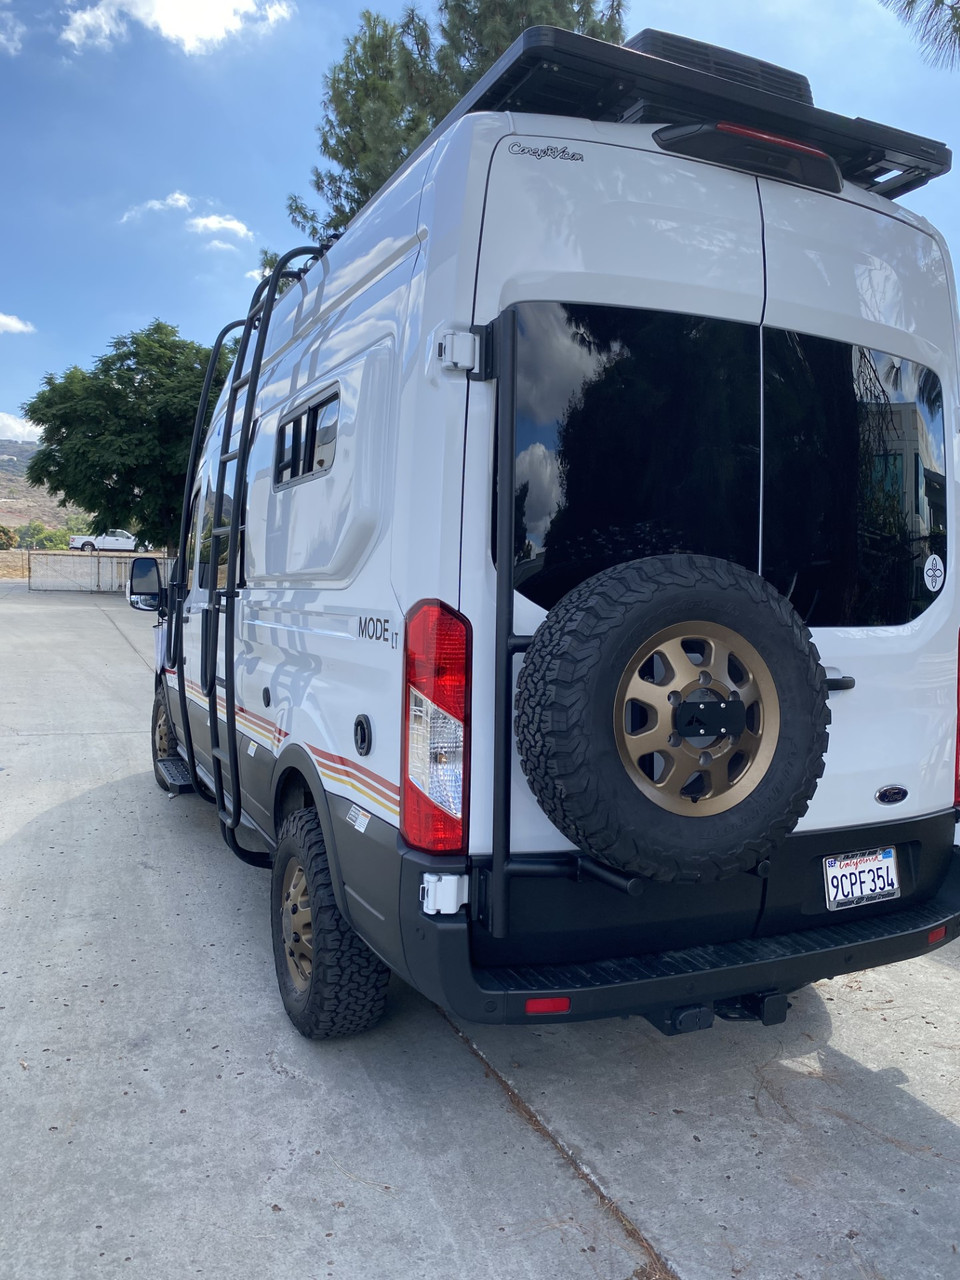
top-left (157, 757), bottom-right (195, 794)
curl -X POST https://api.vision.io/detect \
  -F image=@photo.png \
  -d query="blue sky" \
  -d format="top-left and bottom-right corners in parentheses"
top-left (1, 0), bottom-right (958, 441)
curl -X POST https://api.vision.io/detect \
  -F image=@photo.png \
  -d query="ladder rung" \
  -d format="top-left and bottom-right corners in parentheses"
top-left (220, 448), bottom-right (239, 464)
top-left (232, 373), bottom-right (251, 392)
top-left (213, 525), bottom-right (231, 537)
top-left (212, 746), bottom-right (230, 763)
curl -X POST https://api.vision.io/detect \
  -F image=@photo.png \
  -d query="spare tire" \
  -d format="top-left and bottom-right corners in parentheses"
top-left (514, 555), bottom-right (830, 883)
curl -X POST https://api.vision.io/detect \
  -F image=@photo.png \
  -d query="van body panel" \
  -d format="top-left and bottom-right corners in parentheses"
top-left (760, 182), bottom-right (956, 363)
top-left (474, 123), bottom-right (765, 325)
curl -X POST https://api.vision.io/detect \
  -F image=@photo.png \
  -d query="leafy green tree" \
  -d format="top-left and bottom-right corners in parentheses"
top-left (289, 0), bottom-right (625, 237)
top-left (0, 524), bottom-right (15, 550)
top-left (25, 321), bottom-right (231, 550)
top-left (15, 520), bottom-right (69, 550)
top-left (64, 512), bottom-right (89, 535)
top-left (880, 0), bottom-right (960, 68)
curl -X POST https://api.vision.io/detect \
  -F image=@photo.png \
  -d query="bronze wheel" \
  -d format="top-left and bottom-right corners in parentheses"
top-left (279, 857), bottom-right (313, 994)
top-left (151, 684), bottom-right (178, 792)
top-left (270, 810), bottom-right (391, 1038)
top-left (515, 555), bottom-right (829, 882)
top-left (614, 621), bottom-right (780, 816)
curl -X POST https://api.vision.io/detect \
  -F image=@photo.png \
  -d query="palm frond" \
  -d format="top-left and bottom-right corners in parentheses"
top-left (880, 0), bottom-right (960, 70)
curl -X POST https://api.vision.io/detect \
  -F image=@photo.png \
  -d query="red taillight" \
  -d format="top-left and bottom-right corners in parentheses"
top-left (928, 926), bottom-right (947, 946)
top-left (955, 630), bottom-right (960, 807)
top-left (400, 600), bottom-right (471, 853)
top-left (716, 121), bottom-right (831, 159)
top-left (525, 997), bottom-right (571, 1015)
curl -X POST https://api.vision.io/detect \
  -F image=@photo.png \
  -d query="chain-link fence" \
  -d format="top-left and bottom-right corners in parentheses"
top-left (28, 552), bottom-right (174, 593)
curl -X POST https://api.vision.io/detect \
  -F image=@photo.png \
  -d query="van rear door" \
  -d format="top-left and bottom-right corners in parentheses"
top-left (758, 182), bottom-right (958, 835)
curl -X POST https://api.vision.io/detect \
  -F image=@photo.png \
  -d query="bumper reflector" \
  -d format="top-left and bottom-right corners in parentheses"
top-left (928, 925), bottom-right (947, 945)
top-left (525, 996), bottom-right (571, 1015)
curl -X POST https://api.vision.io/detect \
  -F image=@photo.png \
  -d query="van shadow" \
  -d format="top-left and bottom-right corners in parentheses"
top-left (458, 960), bottom-right (960, 1278)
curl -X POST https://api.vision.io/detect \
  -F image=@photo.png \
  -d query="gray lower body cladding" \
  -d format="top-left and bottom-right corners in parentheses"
top-left (327, 799), bottom-right (960, 1025)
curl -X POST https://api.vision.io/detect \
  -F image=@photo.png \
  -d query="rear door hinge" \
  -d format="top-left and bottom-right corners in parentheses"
top-left (439, 330), bottom-right (479, 373)
top-left (420, 872), bottom-right (470, 915)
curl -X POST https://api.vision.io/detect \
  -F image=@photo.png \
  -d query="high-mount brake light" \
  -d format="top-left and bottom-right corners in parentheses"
top-left (652, 120), bottom-right (844, 194)
top-left (715, 121), bottom-right (831, 158)
top-left (401, 600), bottom-right (472, 853)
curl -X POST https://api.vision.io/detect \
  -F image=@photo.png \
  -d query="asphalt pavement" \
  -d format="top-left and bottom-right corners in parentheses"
top-left (1, 580), bottom-right (958, 1280)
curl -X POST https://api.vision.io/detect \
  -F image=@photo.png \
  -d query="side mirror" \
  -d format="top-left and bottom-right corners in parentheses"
top-left (130, 556), bottom-right (162, 612)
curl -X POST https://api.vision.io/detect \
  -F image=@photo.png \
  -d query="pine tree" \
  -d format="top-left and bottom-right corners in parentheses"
top-left (289, 1), bottom-right (625, 237)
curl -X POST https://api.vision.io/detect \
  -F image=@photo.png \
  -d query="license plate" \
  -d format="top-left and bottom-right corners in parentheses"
top-left (823, 847), bottom-right (900, 911)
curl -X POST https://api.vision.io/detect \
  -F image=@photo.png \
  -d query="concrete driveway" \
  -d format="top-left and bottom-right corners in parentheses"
top-left (1, 581), bottom-right (957, 1280)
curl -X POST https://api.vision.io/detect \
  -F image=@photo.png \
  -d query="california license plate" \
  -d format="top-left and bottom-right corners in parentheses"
top-left (823, 847), bottom-right (900, 911)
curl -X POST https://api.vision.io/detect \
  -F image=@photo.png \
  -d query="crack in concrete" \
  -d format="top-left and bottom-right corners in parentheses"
top-left (439, 1009), bottom-right (680, 1280)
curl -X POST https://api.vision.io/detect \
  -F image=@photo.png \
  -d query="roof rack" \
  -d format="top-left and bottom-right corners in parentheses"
top-left (410, 26), bottom-right (950, 200)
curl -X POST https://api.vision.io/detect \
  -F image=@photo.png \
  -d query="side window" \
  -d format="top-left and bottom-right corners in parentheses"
top-left (310, 397), bottom-right (339, 476)
top-left (276, 414), bottom-right (304, 485)
top-left (197, 480), bottom-right (215, 590)
top-left (184, 492), bottom-right (200, 592)
top-left (275, 393), bottom-right (339, 487)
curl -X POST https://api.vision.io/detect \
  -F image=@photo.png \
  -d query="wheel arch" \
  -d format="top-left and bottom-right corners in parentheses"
top-left (270, 744), bottom-right (351, 919)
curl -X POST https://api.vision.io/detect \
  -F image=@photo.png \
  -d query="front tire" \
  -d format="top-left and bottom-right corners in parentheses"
top-left (271, 809), bottom-right (390, 1039)
top-left (151, 684), bottom-right (178, 792)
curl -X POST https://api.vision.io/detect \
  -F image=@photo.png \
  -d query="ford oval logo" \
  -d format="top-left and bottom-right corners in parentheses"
top-left (876, 785), bottom-right (908, 805)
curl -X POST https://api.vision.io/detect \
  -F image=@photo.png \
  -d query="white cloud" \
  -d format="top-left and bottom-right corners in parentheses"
top-left (516, 442), bottom-right (562, 551)
top-left (245, 268), bottom-right (265, 281)
top-left (187, 214), bottom-right (253, 240)
top-left (0, 412), bottom-right (41, 442)
top-left (0, 312), bottom-right (36, 335)
top-left (0, 2), bottom-right (26, 55)
top-left (206, 238), bottom-right (239, 252)
top-left (120, 189), bottom-right (194, 222)
top-left (60, 0), bottom-right (294, 55)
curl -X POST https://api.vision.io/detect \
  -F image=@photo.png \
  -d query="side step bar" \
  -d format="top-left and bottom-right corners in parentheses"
top-left (157, 757), bottom-right (195, 794)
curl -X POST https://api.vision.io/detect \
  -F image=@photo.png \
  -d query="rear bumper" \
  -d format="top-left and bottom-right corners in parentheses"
top-left (398, 846), bottom-right (960, 1025)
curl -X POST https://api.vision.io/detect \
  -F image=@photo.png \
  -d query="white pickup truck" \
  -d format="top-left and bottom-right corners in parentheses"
top-left (69, 529), bottom-right (138, 552)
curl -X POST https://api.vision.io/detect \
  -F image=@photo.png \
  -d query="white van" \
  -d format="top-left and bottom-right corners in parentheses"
top-left (131, 27), bottom-right (960, 1038)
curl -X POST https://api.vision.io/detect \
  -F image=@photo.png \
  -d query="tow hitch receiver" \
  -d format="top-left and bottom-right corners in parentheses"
top-left (644, 992), bottom-right (789, 1036)
top-left (715, 992), bottom-right (790, 1026)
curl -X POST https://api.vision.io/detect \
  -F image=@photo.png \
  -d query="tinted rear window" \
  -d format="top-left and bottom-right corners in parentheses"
top-left (512, 302), bottom-right (761, 608)
top-left (509, 302), bottom-right (946, 626)
top-left (763, 332), bottom-right (946, 626)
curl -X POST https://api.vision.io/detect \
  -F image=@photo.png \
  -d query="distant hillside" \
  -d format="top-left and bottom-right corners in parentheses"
top-left (0, 438), bottom-right (36, 477)
top-left (0, 439), bottom-right (86, 530)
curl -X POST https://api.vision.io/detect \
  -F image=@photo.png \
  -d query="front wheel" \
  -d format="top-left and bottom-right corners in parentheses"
top-left (271, 809), bottom-right (390, 1039)
top-left (151, 684), bottom-right (179, 792)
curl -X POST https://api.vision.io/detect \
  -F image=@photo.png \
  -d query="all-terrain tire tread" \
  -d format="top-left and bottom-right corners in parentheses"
top-left (273, 809), bottom-right (390, 1039)
top-left (515, 555), bottom-right (830, 882)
